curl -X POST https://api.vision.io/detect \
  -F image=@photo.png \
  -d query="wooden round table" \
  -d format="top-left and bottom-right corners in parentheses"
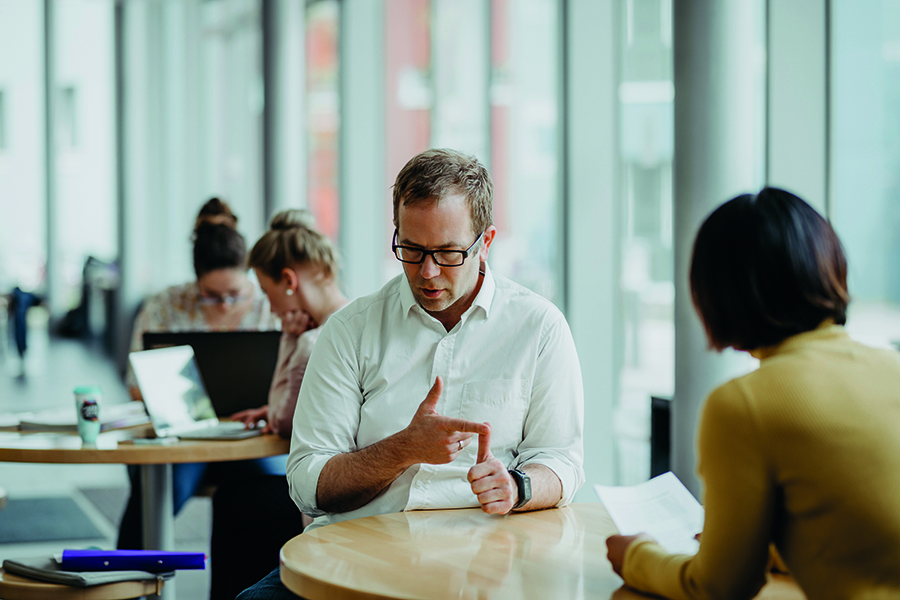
top-left (280, 504), bottom-right (807, 600)
top-left (0, 568), bottom-right (165, 600)
top-left (0, 428), bottom-right (289, 600)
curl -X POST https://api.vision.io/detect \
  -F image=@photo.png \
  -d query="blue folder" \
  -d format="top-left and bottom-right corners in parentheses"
top-left (61, 550), bottom-right (207, 572)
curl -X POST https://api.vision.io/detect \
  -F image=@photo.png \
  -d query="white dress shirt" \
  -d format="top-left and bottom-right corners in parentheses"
top-left (287, 264), bottom-right (584, 531)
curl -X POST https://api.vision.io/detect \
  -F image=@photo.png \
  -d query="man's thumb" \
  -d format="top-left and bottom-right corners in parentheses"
top-left (477, 423), bottom-right (492, 463)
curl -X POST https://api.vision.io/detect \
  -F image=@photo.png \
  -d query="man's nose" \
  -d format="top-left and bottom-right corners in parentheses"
top-left (419, 254), bottom-right (441, 279)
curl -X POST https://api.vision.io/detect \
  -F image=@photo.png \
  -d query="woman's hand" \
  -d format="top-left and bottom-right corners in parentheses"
top-left (230, 406), bottom-right (271, 433)
top-left (606, 533), bottom-right (655, 578)
top-left (280, 310), bottom-right (316, 337)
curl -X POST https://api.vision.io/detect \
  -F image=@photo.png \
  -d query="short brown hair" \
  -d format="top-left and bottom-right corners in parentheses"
top-left (392, 148), bottom-right (493, 236)
top-left (690, 187), bottom-right (850, 351)
top-left (248, 209), bottom-right (339, 281)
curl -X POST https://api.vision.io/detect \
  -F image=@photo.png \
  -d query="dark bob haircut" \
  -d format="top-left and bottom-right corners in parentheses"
top-left (690, 187), bottom-right (850, 351)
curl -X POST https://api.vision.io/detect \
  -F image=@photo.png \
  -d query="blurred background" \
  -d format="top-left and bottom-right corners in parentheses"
top-left (1, 0), bottom-right (899, 508)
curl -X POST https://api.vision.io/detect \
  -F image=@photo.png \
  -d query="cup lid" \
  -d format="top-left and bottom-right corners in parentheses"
top-left (73, 386), bottom-right (103, 395)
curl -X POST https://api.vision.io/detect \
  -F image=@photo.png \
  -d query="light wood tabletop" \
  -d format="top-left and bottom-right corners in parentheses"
top-left (280, 503), bottom-right (807, 600)
top-left (0, 427), bottom-right (290, 464)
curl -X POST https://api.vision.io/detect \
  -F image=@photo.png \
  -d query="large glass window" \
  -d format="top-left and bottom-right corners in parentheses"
top-left (831, 0), bottom-right (900, 350)
top-left (431, 0), bottom-right (489, 159)
top-left (615, 0), bottom-right (675, 485)
top-left (489, 0), bottom-right (562, 304)
top-left (306, 0), bottom-right (341, 242)
top-left (381, 0), bottom-right (562, 304)
top-left (54, 0), bottom-right (118, 310)
top-left (201, 0), bottom-right (265, 242)
top-left (0, 0), bottom-right (46, 294)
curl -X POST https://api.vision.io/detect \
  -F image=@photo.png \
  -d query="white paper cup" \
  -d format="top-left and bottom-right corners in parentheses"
top-left (74, 386), bottom-right (102, 445)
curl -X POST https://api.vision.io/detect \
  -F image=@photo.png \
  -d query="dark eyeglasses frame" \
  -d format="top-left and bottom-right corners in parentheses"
top-left (197, 290), bottom-right (248, 306)
top-left (392, 229), bottom-right (484, 267)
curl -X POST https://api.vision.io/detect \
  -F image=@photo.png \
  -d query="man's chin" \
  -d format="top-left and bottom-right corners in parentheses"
top-left (415, 293), bottom-right (451, 313)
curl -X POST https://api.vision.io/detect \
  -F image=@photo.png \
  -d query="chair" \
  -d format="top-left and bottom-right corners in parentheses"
top-left (0, 568), bottom-right (164, 600)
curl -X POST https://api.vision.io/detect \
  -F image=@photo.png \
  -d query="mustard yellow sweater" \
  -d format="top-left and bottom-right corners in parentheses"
top-left (623, 324), bottom-right (900, 600)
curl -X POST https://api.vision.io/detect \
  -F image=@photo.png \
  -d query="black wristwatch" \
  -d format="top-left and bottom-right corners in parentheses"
top-left (508, 469), bottom-right (532, 510)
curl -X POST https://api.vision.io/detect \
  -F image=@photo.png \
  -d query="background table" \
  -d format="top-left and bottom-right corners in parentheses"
top-left (280, 504), bottom-right (806, 600)
top-left (0, 428), bottom-right (289, 600)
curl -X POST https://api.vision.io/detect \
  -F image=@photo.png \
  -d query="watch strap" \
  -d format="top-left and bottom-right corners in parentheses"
top-left (508, 468), bottom-right (532, 509)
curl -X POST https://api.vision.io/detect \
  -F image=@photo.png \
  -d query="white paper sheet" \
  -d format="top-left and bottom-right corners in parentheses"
top-left (594, 471), bottom-right (704, 555)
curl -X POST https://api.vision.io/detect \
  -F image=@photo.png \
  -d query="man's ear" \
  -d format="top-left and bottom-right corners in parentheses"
top-left (281, 267), bottom-right (299, 291)
top-left (479, 226), bottom-right (497, 261)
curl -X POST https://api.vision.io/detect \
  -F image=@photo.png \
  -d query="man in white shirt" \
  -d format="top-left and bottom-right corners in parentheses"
top-left (237, 148), bottom-right (584, 600)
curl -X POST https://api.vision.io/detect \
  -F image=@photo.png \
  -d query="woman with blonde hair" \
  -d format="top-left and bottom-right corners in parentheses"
top-left (228, 208), bottom-right (349, 436)
top-left (211, 208), bottom-right (349, 600)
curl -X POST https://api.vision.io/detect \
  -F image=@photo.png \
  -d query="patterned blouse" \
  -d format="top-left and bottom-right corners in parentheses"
top-left (127, 281), bottom-right (277, 387)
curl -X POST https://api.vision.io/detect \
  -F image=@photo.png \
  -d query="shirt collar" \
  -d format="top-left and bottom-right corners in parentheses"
top-left (471, 262), bottom-right (495, 318)
top-left (398, 262), bottom-right (497, 321)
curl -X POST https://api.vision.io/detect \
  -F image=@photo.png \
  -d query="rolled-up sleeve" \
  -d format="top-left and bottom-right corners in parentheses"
top-left (287, 316), bottom-right (363, 516)
top-left (511, 312), bottom-right (585, 505)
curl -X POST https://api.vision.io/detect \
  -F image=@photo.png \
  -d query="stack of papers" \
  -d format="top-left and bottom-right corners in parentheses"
top-left (15, 402), bottom-right (149, 433)
top-left (594, 471), bottom-right (704, 555)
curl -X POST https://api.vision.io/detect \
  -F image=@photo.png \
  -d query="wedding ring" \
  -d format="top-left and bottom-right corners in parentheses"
top-left (458, 440), bottom-right (463, 452)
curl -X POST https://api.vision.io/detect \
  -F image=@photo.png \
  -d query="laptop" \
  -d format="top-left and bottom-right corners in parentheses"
top-left (143, 331), bottom-right (281, 417)
top-left (129, 345), bottom-right (262, 440)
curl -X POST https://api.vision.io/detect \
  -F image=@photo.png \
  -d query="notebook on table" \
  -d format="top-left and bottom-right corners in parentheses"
top-left (143, 330), bottom-right (281, 416)
top-left (128, 345), bottom-right (261, 441)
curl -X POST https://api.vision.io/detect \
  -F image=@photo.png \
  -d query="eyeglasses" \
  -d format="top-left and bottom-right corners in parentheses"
top-left (392, 229), bottom-right (484, 267)
top-left (197, 291), bottom-right (248, 306)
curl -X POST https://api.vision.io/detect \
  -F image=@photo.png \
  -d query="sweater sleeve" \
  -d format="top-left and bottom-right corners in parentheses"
top-left (622, 381), bottom-right (774, 600)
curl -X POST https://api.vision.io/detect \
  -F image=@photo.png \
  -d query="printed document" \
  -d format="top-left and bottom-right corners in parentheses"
top-left (594, 471), bottom-right (704, 555)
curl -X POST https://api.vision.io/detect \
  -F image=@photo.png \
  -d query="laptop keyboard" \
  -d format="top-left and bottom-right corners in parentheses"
top-left (177, 423), bottom-right (262, 440)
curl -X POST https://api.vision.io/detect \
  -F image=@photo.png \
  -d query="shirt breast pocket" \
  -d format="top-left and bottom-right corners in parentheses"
top-left (460, 379), bottom-right (529, 453)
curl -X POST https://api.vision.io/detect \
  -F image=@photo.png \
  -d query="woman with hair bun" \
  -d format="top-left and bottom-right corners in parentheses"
top-left (606, 188), bottom-right (900, 600)
top-left (210, 209), bottom-right (349, 600)
top-left (126, 197), bottom-right (274, 398)
top-left (118, 198), bottom-right (278, 551)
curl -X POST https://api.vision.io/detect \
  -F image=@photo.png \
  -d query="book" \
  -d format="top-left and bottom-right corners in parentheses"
top-left (2, 556), bottom-right (174, 587)
top-left (594, 471), bottom-right (704, 555)
top-left (16, 401), bottom-right (149, 433)
top-left (60, 549), bottom-right (207, 572)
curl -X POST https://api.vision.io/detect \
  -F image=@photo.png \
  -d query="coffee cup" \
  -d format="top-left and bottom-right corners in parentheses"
top-left (74, 386), bottom-right (102, 445)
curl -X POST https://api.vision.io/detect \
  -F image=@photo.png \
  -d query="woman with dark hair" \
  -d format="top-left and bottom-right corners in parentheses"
top-left (118, 198), bottom-right (278, 551)
top-left (607, 188), bottom-right (900, 599)
top-left (126, 198), bottom-right (273, 398)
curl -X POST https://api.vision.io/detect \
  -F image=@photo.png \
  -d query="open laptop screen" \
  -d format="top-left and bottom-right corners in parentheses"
top-left (129, 345), bottom-right (219, 436)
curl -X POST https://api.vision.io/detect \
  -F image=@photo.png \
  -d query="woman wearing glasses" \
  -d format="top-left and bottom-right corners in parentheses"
top-left (126, 198), bottom-right (275, 401)
top-left (210, 208), bottom-right (348, 600)
top-left (118, 198), bottom-right (277, 550)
